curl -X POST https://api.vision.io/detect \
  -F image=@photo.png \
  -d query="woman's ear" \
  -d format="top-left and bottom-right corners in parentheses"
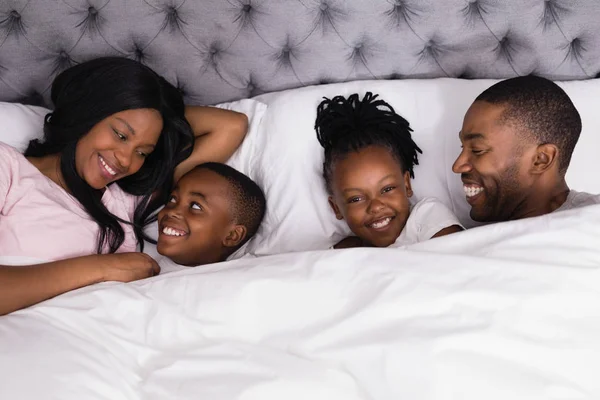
top-left (531, 143), bottom-right (559, 174)
top-left (223, 225), bottom-right (247, 248)
top-left (328, 196), bottom-right (344, 220)
top-left (403, 171), bottom-right (413, 198)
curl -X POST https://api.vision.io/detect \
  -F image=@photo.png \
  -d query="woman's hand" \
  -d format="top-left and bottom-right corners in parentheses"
top-left (96, 252), bottom-right (160, 282)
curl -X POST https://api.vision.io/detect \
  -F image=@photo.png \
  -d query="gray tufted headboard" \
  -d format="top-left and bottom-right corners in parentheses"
top-left (1, 0), bottom-right (599, 108)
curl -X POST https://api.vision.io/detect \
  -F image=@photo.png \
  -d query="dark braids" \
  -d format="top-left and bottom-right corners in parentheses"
top-left (315, 92), bottom-right (422, 193)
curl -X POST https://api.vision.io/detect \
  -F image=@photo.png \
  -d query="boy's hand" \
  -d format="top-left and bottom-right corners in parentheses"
top-left (333, 236), bottom-right (365, 249)
top-left (96, 253), bottom-right (160, 282)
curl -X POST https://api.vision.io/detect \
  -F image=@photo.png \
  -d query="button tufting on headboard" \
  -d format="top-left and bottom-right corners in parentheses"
top-left (0, 0), bottom-right (599, 107)
top-left (0, 9), bottom-right (25, 38)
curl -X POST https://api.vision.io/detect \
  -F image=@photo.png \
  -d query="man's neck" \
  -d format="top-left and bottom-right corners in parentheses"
top-left (511, 181), bottom-right (570, 220)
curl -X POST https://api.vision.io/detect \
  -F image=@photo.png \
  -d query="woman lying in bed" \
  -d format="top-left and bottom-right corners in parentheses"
top-left (0, 57), bottom-right (248, 315)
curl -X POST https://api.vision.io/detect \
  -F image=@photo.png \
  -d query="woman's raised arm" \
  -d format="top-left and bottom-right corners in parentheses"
top-left (174, 106), bottom-right (249, 181)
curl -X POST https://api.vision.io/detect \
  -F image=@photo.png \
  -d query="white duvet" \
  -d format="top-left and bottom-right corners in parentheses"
top-left (1, 205), bottom-right (600, 400)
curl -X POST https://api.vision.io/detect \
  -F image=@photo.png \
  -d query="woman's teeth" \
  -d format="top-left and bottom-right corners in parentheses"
top-left (100, 156), bottom-right (117, 176)
top-left (162, 227), bottom-right (187, 236)
top-left (464, 185), bottom-right (484, 198)
top-left (369, 217), bottom-right (392, 228)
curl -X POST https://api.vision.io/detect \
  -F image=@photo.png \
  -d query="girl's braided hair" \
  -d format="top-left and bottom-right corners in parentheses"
top-left (315, 92), bottom-right (422, 193)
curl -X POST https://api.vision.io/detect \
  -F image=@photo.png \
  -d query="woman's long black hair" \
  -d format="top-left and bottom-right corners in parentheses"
top-left (25, 57), bottom-right (194, 253)
top-left (314, 92), bottom-right (422, 193)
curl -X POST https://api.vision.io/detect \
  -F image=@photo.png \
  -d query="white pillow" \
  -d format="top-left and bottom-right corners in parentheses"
top-left (242, 78), bottom-right (600, 256)
top-left (0, 102), bottom-right (49, 151)
top-left (219, 99), bottom-right (268, 184)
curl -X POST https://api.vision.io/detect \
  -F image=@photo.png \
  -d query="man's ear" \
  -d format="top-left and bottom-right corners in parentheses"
top-left (403, 171), bottom-right (413, 198)
top-left (223, 225), bottom-right (247, 248)
top-left (531, 143), bottom-right (559, 175)
top-left (328, 196), bottom-right (344, 220)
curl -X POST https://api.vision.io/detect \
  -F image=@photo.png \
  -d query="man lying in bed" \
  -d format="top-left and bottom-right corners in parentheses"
top-left (156, 163), bottom-right (266, 266)
top-left (454, 75), bottom-right (600, 223)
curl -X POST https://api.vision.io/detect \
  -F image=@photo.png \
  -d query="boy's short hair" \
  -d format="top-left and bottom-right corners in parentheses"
top-left (475, 75), bottom-right (581, 174)
top-left (194, 162), bottom-right (266, 252)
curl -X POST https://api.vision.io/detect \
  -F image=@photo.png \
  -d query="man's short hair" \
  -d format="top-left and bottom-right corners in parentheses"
top-left (476, 75), bottom-right (581, 174)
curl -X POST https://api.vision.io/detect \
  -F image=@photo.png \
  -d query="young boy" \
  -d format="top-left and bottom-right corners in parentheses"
top-left (157, 162), bottom-right (266, 266)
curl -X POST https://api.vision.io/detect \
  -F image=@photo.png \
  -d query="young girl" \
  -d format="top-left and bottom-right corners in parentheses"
top-left (0, 57), bottom-right (248, 315)
top-left (315, 92), bottom-right (463, 249)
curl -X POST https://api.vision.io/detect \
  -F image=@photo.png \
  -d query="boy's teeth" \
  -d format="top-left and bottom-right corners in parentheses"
top-left (464, 185), bottom-right (484, 198)
top-left (370, 217), bottom-right (391, 228)
top-left (162, 227), bottom-right (186, 236)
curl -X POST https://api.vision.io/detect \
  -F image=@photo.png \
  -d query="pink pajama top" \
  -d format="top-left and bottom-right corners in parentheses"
top-left (0, 142), bottom-right (138, 261)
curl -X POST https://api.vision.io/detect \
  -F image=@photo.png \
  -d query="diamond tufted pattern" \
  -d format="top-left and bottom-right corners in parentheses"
top-left (0, 0), bottom-right (600, 107)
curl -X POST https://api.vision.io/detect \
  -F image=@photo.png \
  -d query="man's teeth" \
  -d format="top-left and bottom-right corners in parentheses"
top-left (100, 156), bottom-right (117, 176)
top-left (162, 227), bottom-right (187, 236)
top-left (369, 217), bottom-right (392, 228)
top-left (464, 185), bottom-right (484, 198)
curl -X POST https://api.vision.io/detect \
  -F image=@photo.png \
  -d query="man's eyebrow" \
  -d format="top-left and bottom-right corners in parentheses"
top-left (115, 117), bottom-right (135, 136)
top-left (460, 132), bottom-right (485, 141)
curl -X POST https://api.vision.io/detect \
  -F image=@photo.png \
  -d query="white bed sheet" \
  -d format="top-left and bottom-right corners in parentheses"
top-left (1, 205), bottom-right (600, 400)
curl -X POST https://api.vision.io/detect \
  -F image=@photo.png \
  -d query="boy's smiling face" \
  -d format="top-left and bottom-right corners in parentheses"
top-left (157, 168), bottom-right (241, 266)
top-left (328, 145), bottom-right (413, 247)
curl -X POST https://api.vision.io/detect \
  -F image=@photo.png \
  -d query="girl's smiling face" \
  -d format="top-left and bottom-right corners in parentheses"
top-left (328, 145), bottom-right (413, 247)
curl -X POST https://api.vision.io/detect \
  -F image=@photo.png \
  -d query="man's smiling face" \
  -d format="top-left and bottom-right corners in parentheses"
top-left (452, 101), bottom-right (536, 222)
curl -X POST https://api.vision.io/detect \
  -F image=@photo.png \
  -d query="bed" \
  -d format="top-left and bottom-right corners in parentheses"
top-left (1, 1), bottom-right (600, 399)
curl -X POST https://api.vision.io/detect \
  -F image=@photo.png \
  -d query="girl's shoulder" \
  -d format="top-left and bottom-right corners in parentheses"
top-left (409, 197), bottom-right (463, 238)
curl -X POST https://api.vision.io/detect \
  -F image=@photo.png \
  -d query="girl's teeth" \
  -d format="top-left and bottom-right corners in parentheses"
top-left (464, 185), bottom-right (484, 198)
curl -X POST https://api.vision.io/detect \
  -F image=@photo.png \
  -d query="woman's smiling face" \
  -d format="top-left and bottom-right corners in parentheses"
top-left (75, 108), bottom-right (163, 189)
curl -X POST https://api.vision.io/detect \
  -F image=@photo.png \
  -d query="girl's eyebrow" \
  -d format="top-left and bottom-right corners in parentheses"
top-left (377, 174), bottom-right (394, 183)
top-left (342, 174), bottom-right (397, 193)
